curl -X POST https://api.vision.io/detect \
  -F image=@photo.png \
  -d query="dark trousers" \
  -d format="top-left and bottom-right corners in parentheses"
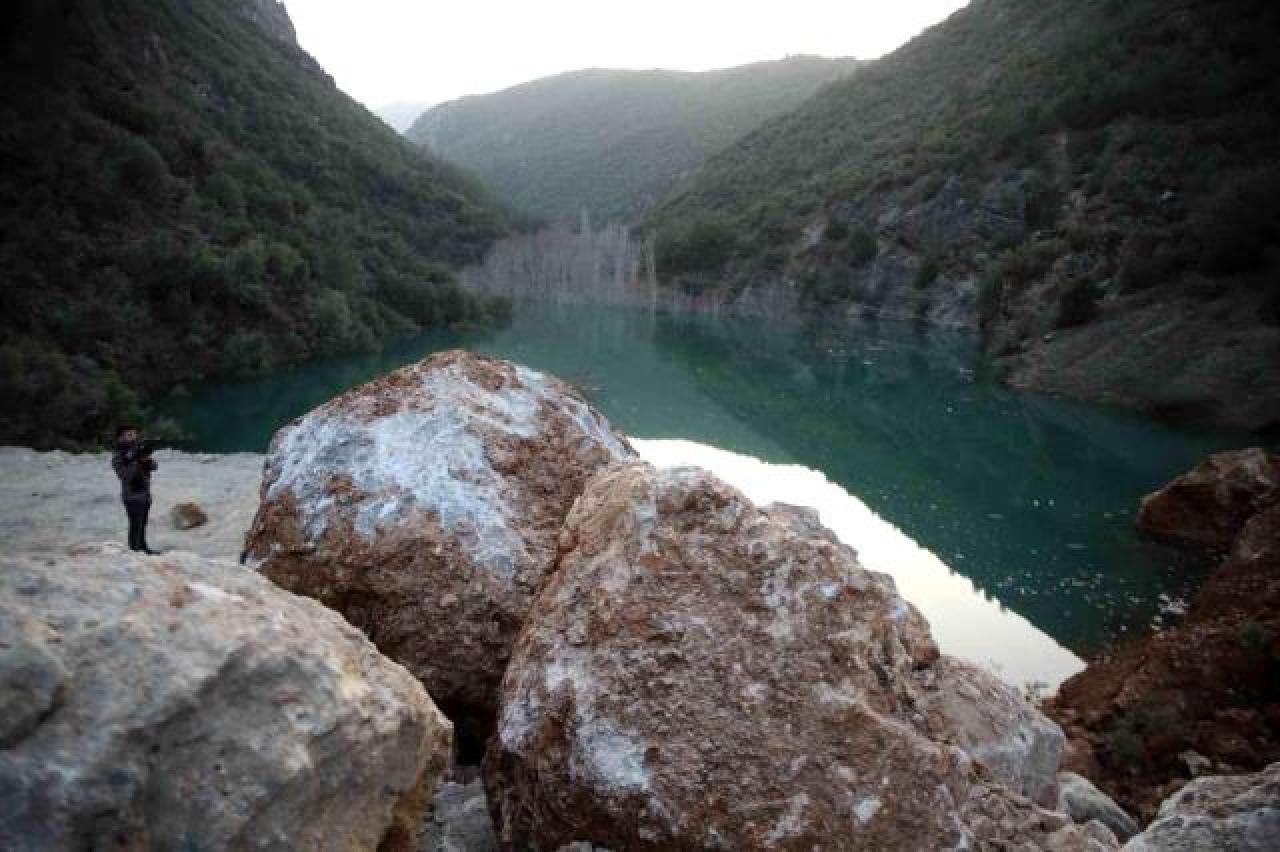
top-left (125, 499), bottom-right (151, 552)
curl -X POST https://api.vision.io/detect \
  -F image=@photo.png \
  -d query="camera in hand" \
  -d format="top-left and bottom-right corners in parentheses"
top-left (125, 440), bottom-right (158, 464)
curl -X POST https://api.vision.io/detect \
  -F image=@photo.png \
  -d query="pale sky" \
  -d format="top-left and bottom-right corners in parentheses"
top-left (282, 1), bottom-right (969, 111)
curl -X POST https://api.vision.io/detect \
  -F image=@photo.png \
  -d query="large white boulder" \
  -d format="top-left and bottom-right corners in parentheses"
top-left (0, 543), bottom-right (450, 851)
top-left (243, 350), bottom-right (634, 748)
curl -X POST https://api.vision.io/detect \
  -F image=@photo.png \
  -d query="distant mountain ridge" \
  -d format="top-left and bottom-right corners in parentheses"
top-left (644, 0), bottom-right (1280, 431)
top-left (0, 0), bottom-right (511, 447)
top-left (407, 57), bottom-right (861, 224)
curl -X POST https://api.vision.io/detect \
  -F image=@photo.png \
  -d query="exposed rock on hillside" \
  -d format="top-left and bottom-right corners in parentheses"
top-left (486, 463), bottom-right (1106, 849)
top-left (232, 0), bottom-right (297, 45)
top-left (244, 351), bottom-right (634, 750)
top-left (0, 543), bottom-right (450, 851)
top-left (1136, 448), bottom-right (1280, 550)
top-left (1122, 762), bottom-right (1280, 851)
top-left (1049, 449), bottom-right (1280, 820)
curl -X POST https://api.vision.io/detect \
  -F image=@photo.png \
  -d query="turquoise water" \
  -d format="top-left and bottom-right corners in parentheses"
top-left (167, 303), bottom-right (1247, 657)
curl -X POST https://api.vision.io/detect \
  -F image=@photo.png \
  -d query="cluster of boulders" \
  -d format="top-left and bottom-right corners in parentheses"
top-left (4, 351), bottom-right (1276, 849)
top-left (239, 351), bottom-right (1120, 849)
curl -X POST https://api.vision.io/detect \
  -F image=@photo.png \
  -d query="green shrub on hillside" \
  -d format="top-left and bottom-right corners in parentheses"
top-left (657, 216), bottom-right (738, 277)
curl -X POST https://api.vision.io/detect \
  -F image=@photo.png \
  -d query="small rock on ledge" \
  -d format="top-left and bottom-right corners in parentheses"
top-left (171, 500), bottom-right (210, 529)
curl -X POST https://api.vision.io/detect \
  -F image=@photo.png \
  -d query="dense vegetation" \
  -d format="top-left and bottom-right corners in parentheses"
top-left (0, 0), bottom-right (513, 448)
top-left (407, 58), bottom-right (860, 225)
top-left (646, 0), bottom-right (1280, 429)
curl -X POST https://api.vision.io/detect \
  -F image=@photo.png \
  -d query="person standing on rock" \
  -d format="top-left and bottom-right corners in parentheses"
top-left (111, 425), bottom-right (158, 554)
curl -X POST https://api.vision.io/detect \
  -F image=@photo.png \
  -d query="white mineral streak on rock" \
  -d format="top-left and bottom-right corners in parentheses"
top-left (1122, 762), bottom-right (1280, 851)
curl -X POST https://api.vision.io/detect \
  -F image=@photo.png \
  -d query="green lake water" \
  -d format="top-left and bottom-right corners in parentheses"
top-left (168, 302), bottom-right (1248, 664)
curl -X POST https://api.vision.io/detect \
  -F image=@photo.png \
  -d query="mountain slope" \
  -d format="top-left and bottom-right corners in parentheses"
top-left (0, 0), bottom-right (510, 448)
top-left (407, 57), bottom-right (861, 224)
top-left (646, 0), bottom-right (1280, 432)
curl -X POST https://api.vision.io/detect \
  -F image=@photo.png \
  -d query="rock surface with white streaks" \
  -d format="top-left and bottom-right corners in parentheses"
top-left (243, 350), bottom-right (634, 746)
top-left (0, 543), bottom-right (450, 851)
top-left (1121, 762), bottom-right (1280, 851)
top-left (485, 463), bottom-right (1110, 850)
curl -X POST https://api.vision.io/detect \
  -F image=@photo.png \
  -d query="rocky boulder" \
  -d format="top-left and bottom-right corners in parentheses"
top-left (1136, 448), bottom-right (1280, 550)
top-left (916, 655), bottom-right (1065, 807)
top-left (243, 350), bottom-right (634, 748)
top-left (0, 543), bottom-right (450, 851)
top-left (486, 463), bottom-right (1104, 850)
top-left (1058, 772), bottom-right (1140, 842)
top-left (171, 500), bottom-right (210, 530)
top-left (1122, 762), bottom-right (1280, 851)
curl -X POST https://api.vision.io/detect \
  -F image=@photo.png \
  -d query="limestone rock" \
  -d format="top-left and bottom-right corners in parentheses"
top-left (418, 780), bottom-right (498, 852)
top-left (486, 463), bottom-right (1105, 850)
top-left (1136, 448), bottom-right (1280, 550)
top-left (916, 655), bottom-right (1066, 807)
top-left (1122, 763), bottom-right (1280, 851)
top-left (0, 543), bottom-right (450, 851)
top-left (1058, 772), bottom-right (1140, 841)
top-left (171, 500), bottom-right (210, 530)
top-left (244, 350), bottom-right (634, 745)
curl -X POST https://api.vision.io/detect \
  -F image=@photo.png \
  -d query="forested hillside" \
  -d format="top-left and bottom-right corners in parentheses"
top-left (407, 57), bottom-right (860, 225)
top-left (647, 0), bottom-right (1280, 432)
top-left (0, 0), bottom-right (511, 448)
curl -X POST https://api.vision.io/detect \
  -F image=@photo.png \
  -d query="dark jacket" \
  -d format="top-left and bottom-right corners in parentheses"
top-left (111, 443), bottom-right (156, 504)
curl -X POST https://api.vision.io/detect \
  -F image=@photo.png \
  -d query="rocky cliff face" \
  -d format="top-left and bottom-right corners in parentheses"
top-left (0, 543), bottom-right (451, 851)
top-left (244, 350), bottom-right (634, 754)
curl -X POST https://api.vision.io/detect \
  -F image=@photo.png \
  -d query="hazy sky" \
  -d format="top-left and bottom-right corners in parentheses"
top-left (282, 1), bottom-right (969, 111)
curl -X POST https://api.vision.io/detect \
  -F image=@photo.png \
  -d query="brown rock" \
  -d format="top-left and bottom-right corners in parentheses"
top-left (171, 500), bottom-right (209, 529)
top-left (1136, 448), bottom-right (1280, 550)
top-left (486, 463), bottom-right (1103, 850)
top-left (1048, 450), bottom-right (1280, 821)
top-left (243, 351), bottom-right (634, 749)
top-left (1232, 501), bottom-right (1280, 567)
